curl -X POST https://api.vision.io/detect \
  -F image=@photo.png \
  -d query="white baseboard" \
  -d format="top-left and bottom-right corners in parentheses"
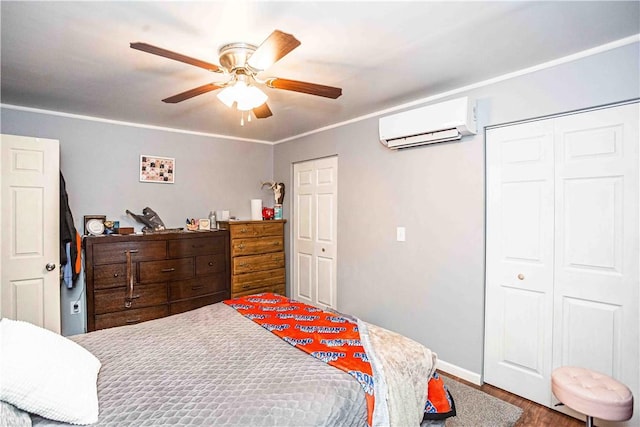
top-left (436, 359), bottom-right (482, 386)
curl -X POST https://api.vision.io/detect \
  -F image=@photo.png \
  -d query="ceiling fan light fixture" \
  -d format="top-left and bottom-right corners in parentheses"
top-left (217, 80), bottom-right (268, 111)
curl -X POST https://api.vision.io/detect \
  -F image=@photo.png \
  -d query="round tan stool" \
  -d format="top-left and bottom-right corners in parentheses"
top-left (552, 366), bottom-right (633, 427)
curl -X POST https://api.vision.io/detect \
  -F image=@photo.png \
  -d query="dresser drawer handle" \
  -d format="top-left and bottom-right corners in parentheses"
top-left (131, 294), bottom-right (141, 300)
top-left (113, 273), bottom-right (119, 277)
top-left (125, 318), bottom-right (141, 324)
top-left (125, 249), bottom-right (139, 254)
top-left (272, 242), bottom-right (280, 246)
top-left (192, 285), bottom-right (204, 291)
top-left (239, 263), bottom-right (249, 268)
top-left (242, 284), bottom-right (251, 289)
top-left (192, 244), bottom-right (205, 249)
top-left (208, 262), bottom-right (214, 266)
top-left (161, 268), bottom-right (176, 273)
top-left (240, 227), bottom-right (248, 233)
top-left (238, 243), bottom-right (245, 249)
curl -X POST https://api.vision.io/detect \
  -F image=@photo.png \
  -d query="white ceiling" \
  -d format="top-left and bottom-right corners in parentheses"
top-left (1, 1), bottom-right (638, 143)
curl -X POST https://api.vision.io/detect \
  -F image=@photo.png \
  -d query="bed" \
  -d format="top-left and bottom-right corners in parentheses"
top-left (0, 293), bottom-right (453, 426)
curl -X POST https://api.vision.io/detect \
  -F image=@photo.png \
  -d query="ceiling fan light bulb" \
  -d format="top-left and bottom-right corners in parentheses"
top-left (236, 86), bottom-right (268, 111)
top-left (217, 86), bottom-right (237, 108)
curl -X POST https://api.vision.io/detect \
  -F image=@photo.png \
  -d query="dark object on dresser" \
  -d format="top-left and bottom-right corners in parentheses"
top-left (125, 207), bottom-right (166, 232)
top-left (84, 231), bottom-right (230, 331)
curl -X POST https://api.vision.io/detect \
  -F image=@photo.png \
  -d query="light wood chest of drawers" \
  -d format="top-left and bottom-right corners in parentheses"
top-left (84, 231), bottom-right (230, 331)
top-left (217, 220), bottom-right (286, 298)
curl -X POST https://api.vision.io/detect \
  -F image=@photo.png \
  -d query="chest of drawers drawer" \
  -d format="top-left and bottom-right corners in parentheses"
top-left (229, 222), bottom-right (283, 239)
top-left (232, 252), bottom-right (285, 274)
top-left (231, 236), bottom-right (283, 257)
top-left (95, 306), bottom-right (168, 330)
top-left (138, 258), bottom-right (194, 283)
top-left (94, 283), bottom-right (168, 314)
top-left (92, 241), bottom-right (167, 265)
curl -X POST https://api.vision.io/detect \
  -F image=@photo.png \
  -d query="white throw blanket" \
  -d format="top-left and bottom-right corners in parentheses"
top-left (359, 320), bottom-right (438, 426)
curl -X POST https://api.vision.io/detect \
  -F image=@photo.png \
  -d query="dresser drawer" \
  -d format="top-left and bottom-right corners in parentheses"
top-left (229, 222), bottom-right (283, 239)
top-left (195, 253), bottom-right (226, 275)
top-left (168, 235), bottom-right (225, 257)
top-left (94, 305), bottom-right (168, 330)
top-left (169, 294), bottom-right (226, 315)
top-left (94, 283), bottom-right (168, 314)
top-left (139, 258), bottom-right (194, 283)
top-left (233, 252), bottom-right (285, 274)
top-left (91, 241), bottom-right (166, 265)
top-left (93, 264), bottom-right (127, 289)
top-left (232, 268), bottom-right (285, 293)
top-left (169, 273), bottom-right (227, 301)
top-left (231, 236), bottom-right (283, 257)
top-left (233, 284), bottom-right (286, 298)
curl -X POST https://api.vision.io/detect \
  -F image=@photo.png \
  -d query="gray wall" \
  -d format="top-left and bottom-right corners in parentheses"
top-left (0, 110), bottom-right (274, 335)
top-left (274, 42), bottom-right (640, 376)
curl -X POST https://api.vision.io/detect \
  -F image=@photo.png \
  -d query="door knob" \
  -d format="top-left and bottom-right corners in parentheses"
top-left (45, 263), bottom-right (56, 271)
top-left (517, 273), bottom-right (525, 280)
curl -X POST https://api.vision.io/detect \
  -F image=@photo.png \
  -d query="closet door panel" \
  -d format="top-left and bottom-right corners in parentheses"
top-left (552, 103), bottom-right (638, 426)
top-left (484, 120), bottom-right (555, 406)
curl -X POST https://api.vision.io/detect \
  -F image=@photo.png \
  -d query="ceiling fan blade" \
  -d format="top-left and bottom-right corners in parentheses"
top-left (266, 78), bottom-right (342, 99)
top-left (162, 83), bottom-right (223, 103)
top-left (247, 30), bottom-right (301, 71)
top-left (130, 42), bottom-right (222, 73)
top-left (253, 103), bottom-right (273, 119)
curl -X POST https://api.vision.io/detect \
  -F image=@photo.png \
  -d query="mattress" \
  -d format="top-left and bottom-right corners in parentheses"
top-left (31, 299), bottom-right (437, 426)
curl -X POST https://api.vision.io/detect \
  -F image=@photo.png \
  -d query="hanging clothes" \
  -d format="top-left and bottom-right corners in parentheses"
top-left (60, 172), bottom-right (80, 286)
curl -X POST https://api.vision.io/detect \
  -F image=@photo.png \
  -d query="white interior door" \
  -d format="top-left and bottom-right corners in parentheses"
top-left (552, 103), bottom-right (639, 426)
top-left (1, 134), bottom-right (60, 333)
top-left (484, 120), bottom-right (556, 406)
top-left (293, 156), bottom-right (338, 309)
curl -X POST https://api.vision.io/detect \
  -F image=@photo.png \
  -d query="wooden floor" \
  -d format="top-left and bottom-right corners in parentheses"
top-left (439, 372), bottom-right (584, 427)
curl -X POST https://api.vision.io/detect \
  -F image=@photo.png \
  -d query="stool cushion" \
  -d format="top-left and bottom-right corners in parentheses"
top-left (552, 366), bottom-right (633, 422)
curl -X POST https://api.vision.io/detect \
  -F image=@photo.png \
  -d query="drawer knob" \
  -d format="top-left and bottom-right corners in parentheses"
top-left (161, 268), bottom-right (176, 273)
top-left (242, 285), bottom-right (251, 289)
top-left (238, 243), bottom-right (245, 249)
top-left (114, 273), bottom-right (119, 277)
top-left (273, 242), bottom-right (280, 246)
top-left (240, 228), bottom-right (248, 233)
top-left (239, 263), bottom-right (249, 268)
top-left (208, 262), bottom-right (214, 266)
top-left (517, 273), bottom-right (525, 280)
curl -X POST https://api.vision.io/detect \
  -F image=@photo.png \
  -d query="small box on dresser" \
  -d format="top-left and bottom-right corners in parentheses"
top-left (84, 230), bottom-right (230, 331)
top-left (217, 220), bottom-right (286, 298)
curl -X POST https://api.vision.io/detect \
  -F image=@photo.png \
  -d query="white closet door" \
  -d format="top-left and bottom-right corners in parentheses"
top-left (293, 156), bottom-right (338, 309)
top-left (484, 120), bottom-right (556, 405)
top-left (552, 103), bottom-right (639, 426)
top-left (1, 134), bottom-right (60, 333)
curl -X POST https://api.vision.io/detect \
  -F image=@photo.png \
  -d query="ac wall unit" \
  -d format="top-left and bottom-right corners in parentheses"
top-left (379, 97), bottom-right (476, 149)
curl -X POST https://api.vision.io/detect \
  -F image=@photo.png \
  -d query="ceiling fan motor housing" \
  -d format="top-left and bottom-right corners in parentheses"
top-left (218, 43), bottom-right (258, 73)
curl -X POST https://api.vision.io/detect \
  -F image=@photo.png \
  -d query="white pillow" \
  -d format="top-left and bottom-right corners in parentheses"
top-left (0, 319), bottom-right (101, 425)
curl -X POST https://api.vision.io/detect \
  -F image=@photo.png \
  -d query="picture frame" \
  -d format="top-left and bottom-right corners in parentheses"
top-left (198, 219), bottom-right (210, 230)
top-left (84, 215), bottom-right (106, 236)
top-left (140, 155), bottom-right (175, 184)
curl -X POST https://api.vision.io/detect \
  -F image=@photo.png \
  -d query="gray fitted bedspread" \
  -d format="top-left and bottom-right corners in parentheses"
top-left (32, 303), bottom-right (367, 427)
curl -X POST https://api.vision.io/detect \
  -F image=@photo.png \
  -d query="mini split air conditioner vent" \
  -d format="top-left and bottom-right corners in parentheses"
top-left (379, 97), bottom-right (476, 149)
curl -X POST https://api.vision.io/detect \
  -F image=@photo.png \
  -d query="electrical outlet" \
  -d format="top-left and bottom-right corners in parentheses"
top-left (70, 301), bottom-right (81, 315)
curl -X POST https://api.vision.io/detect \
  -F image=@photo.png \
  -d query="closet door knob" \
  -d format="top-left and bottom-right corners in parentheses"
top-left (517, 273), bottom-right (525, 280)
top-left (45, 263), bottom-right (56, 271)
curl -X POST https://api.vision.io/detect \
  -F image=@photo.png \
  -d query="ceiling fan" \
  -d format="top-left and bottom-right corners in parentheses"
top-left (130, 30), bottom-right (342, 123)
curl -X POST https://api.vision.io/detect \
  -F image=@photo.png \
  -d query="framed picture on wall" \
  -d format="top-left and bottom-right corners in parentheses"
top-left (140, 155), bottom-right (175, 184)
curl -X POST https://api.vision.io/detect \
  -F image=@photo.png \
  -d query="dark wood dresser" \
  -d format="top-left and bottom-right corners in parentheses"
top-left (217, 220), bottom-right (286, 298)
top-left (84, 230), bottom-right (230, 331)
